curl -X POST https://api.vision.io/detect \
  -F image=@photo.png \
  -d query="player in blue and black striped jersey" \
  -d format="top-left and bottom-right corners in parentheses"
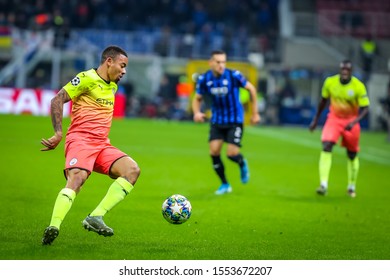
top-left (192, 50), bottom-right (261, 195)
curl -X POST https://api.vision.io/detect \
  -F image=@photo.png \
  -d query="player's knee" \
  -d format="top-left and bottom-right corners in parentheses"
top-left (132, 163), bottom-right (141, 178)
top-left (210, 151), bottom-right (220, 157)
top-left (124, 162), bottom-right (141, 185)
top-left (347, 150), bottom-right (357, 160)
top-left (322, 141), bottom-right (334, 152)
top-left (66, 169), bottom-right (88, 192)
top-left (226, 151), bottom-right (239, 158)
top-left (227, 154), bottom-right (240, 162)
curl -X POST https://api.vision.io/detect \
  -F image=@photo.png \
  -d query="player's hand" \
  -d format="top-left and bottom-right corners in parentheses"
top-left (345, 121), bottom-right (356, 131)
top-left (250, 113), bottom-right (261, 125)
top-left (41, 132), bottom-right (62, 151)
top-left (309, 119), bottom-right (317, 132)
top-left (193, 112), bottom-right (206, 123)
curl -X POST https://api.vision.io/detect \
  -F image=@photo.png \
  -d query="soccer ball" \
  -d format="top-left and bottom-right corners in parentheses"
top-left (162, 194), bottom-right (192, 224)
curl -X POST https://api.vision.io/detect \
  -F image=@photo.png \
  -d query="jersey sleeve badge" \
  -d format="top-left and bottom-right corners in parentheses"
top-left (71, 76), bottom-right (81, 86)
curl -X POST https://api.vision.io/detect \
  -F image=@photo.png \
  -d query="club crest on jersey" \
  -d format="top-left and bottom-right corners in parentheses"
top-left (71, 77), bottom-right (80, 86)
top-left (69, 158), bottom-right (77, 166)
top-left (348, 90), bottom-right (354, 96)
top-left (222, 79), bottom-right (228, 85)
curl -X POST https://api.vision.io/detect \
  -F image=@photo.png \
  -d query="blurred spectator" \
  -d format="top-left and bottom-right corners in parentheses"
top-left (256, 1), bottom-right (272, 35)
top-left (360, 35), bottom-right (378, 83)
top-left (167, 101), bottom-right (187, 120)
top-left (0, 13), bottom-right (12, 50)
top-left (234, 25), bottom-right (249, 58)
top-left (177, 22), bottom-right (195, 57)
top-left (340, 11), bottom-right (364, 32)
top-left (198, 23), bottom-right (216, 55)
top-left (176, 75), bottom-right (193, 113)
top-left (157, 73), bottom-right (175, 103)
top-left (192, 1), bottom-right (208, 32)
top-left (172, 0), bottom-right (191, 29)
top-left (279, 78), bottom-right (297, 107)
top-left (27, 66), bottom-right (50, 89)
top-left (53, 9), bottom-right (70, 49)
top-left (122, 82), bottom-right (134, 116)
top-left (139, 97), bottom-right (157, 118)
top-left (222, 27), bottom-right (234, 57)
top-left (264, 90), bottom-right (281, 125)
top-left (126, 95), bottom-right (141, 118)
top-left (73, 0), bottom-right (94, 28)
top-left (154, 25), bottom-right (172, 57)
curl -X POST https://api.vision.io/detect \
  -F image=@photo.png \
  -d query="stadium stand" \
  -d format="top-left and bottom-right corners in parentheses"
top-left (316, 0), bottom-right (390, 38)
top-left (1, 0), bottom-right (389, 129)
top-left (0, 0), bottom-right (280, 61)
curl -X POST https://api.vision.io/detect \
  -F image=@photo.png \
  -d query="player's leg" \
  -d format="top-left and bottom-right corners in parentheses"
top-left (210, 139), bottom-right (231, 194)
top-left (42, 140), bottom-right (95, 245)
top-left (227, 145), bottom-right (249, 183)
top-left (317, 141), bottom-right (334, 195)
top-left (209, 125), bottom-right (231, 194)
top-left (83, 148), bottom-right (140, 236)
top-left (90, 156), bottom-right (139, 217)
top-left (226, 124), bottom-right (249, 183)
top-left (342, 123), bottom-right (360, 197)
top-left (346, 150), bottom-right (358, 197)
top-left (42, 168), bottom-right (89, 245)
top-left (317, 117), bottom-right (342, 195)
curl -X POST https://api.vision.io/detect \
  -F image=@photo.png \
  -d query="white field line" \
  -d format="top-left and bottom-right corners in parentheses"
top-left (247, 128), bottom-right (390, 166)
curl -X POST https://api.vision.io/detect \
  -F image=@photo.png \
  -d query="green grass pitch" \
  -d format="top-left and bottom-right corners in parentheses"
top-left (0, 114), bottom-right (389, 260)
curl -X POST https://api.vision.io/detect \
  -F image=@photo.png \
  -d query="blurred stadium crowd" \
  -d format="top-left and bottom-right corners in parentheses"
top-left (1, 0), bottom-right (279, 33)
top-left (0, 0), bottom-right (389, 132)
top-left (0, 0), bottom-right (279, 59)
top-left (0, 0), bottom-right (281, 122)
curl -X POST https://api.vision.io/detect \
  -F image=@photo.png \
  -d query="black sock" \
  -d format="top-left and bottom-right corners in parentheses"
top-left (211, 156), bottom-right (228, 184)
top-left (228, 154), bottom-right (244, 167)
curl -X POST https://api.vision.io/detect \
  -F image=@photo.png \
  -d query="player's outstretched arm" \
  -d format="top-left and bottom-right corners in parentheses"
top-left (41, 89), bottom-right (71, 151)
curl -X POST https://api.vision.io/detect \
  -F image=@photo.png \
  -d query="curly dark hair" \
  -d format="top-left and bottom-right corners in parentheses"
top-left (100, 45), bottom-right (128, 64)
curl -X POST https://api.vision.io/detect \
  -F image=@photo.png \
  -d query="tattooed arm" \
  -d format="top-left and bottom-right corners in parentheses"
top-left (41, 89), bottom-right (71, 151)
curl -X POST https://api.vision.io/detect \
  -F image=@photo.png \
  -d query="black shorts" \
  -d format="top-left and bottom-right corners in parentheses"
top-left (209, 123), bottom-right (244, 147)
